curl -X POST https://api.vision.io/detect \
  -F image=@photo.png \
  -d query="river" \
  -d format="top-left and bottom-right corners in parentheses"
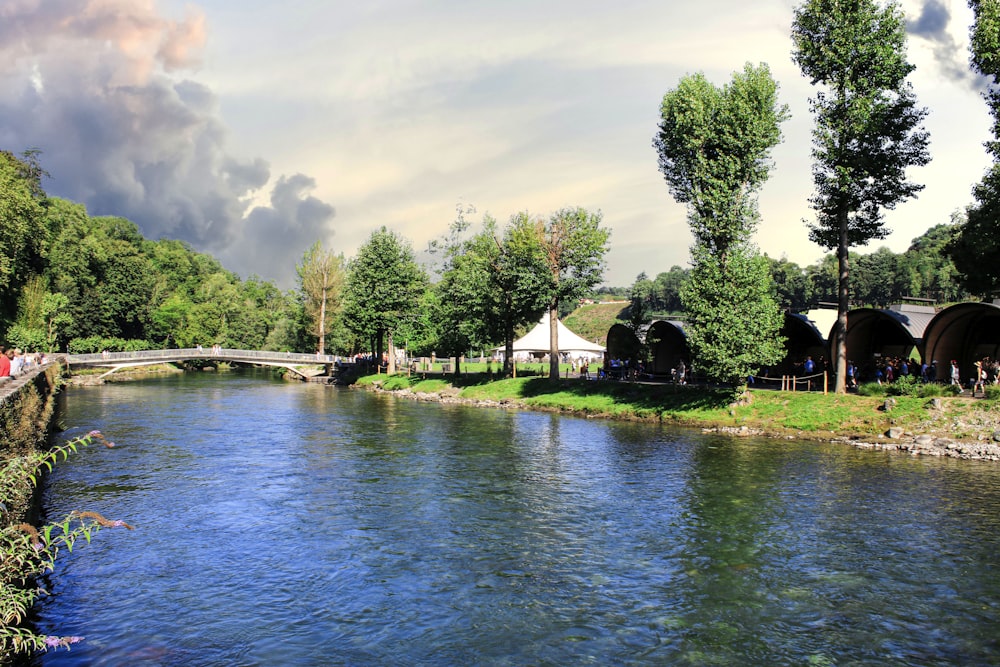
top-left (33, 371), bottom-right (1000, 665)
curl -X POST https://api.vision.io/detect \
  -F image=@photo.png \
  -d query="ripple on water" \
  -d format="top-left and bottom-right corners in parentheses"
top-left (35, 374), bottom-right (1000, 665)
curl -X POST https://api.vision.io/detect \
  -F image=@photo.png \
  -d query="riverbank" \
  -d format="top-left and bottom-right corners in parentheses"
top-left (353, 373), bottom-right (1000, 461)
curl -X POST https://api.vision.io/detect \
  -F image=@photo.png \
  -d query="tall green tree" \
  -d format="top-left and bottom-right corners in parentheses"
top-left (432, 212), bottom-right (552, 377)
top-left (681, 246), bottom-right (786, 386)
top-left (792, 0), bottom-right (930, 392)
top-left (534, 207), bottom-right (611, 380)
top-left (653, 63), bottom-right (789, 389)
top-left (296, 241), bottom-right (345, 355)
top-left (0, 151), bottom-right (47, 331)
top-left (343, 227), bottom-right (427, 373)
top-left (432, 217), bottom-right (500, 375)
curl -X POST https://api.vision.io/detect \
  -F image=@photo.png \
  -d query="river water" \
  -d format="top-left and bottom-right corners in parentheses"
top-left (33, 372), bottom-right (1000, 666)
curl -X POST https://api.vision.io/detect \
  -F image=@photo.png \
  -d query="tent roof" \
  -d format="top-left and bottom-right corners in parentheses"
top-left (507, 312), bottom-right (606, 353)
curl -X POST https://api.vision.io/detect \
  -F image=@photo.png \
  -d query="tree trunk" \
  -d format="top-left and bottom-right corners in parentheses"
top-left (387, 329), bottom-right (396, 374)
top-left (503, 310), bottom-right (514, 377)
top-left (548, 303), bottom-right (560, 381)
top-left (834, 208), bottom-right (850, 394)
top-left (317, 286), bottom-right (327, 355)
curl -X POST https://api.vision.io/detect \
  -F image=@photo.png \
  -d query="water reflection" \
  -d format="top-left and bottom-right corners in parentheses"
top-left (34, 373), bottom-right (1000, 665)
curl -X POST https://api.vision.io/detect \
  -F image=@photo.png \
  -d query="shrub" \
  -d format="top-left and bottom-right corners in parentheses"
top-left (916, 382), bottom-right (946, 398)
top-left (0, 432), bottom-right (132, 659)
top-left (984, 385), bottom-right (1000, 401)
top-left (886, 375), bottom-right (922, 396)
top-left (3, 325), bottom-right (47, 353)
top-left (857, 382), bottom-right (886, 396)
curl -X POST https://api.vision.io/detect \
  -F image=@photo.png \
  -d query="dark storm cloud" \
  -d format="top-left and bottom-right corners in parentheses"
top-left (215, 174), bottom-right (336, 283)
top-left (907, 0), bottom-right (990, 92)
top-left (0, 0), bottom-right (335, 287)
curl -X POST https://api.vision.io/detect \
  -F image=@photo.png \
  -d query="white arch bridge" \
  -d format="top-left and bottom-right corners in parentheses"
top-left (65, 348), bottom-right (350, 381)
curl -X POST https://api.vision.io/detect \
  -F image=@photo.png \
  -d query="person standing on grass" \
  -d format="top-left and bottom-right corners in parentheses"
top-left (974, 360), bottom-right (986, 396)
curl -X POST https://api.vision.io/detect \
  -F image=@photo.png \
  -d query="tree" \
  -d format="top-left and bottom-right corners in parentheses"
top-left (651, 266), bottom-right (687, 313)
top-left (653, 63), bottom-right (789, 388)
top-left (765, 255), bottom-right (811, 310)
top-left (0, 151), bottom-right (47, 330)
top-left (681, 246), bottom-right (786, 386)
top-left (296, 241), bottom-right (345, 355)
top-left (343, 227), bottom-right (426, 373)
top-left (533, 207), bottom-right (611, 380)
top-left (626, 272), bottom-right (653, 331)
top-left (432, 217), bottom-right (500, 375)
top-left (792, 0), bottom-right (930, 392)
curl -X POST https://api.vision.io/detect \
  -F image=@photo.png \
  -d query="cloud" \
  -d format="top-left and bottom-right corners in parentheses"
top-left (907, 0), bottom-right (990, 92)
top-left (215, 174), bottom-right (336, 282)
top-left (0, 0), bottom-right (336, 288)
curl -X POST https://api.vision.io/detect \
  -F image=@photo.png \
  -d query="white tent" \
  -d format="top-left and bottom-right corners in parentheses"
top-left (499, 312), bottom-right (605, 360)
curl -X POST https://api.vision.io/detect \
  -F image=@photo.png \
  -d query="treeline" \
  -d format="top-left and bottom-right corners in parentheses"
top-left (0, 152), bottom-right (305, 355)
top-left (0, 147), bottom-right (979, 364)
top-left (0, 151), bottom-right (613, 368)
top-left (625, 219), bottom-right (970, 317)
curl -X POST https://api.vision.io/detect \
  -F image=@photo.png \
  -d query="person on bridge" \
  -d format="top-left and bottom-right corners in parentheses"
top-left (0, 346), bottom-right (10, 378)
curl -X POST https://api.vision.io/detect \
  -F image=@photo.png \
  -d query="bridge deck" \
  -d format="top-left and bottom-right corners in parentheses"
top-left (66, 348), bottom-right (351, 379)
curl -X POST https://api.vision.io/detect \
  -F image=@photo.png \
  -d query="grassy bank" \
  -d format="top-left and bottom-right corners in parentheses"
top-left (354, 373), bottom-right (1000, 442)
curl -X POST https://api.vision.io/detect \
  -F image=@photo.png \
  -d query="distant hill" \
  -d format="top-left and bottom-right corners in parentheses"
top-left (562, 301), bottom-right (629, 346)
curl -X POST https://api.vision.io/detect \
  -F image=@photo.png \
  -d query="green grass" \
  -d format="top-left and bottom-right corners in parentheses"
top-left (352, 372), bottom-right (1000, 440)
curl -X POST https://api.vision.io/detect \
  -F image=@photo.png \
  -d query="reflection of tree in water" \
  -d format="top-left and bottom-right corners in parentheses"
top-left (668, 436), bottom-right (794, 663)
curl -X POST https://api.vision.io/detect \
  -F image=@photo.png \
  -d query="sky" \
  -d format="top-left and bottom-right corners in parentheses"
top-left (0, 0), bottom-right (992, 290)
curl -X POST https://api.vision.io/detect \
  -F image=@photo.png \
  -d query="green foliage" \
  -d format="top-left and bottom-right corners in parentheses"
top-left (654, 63), bottom-right (790, 254)
top-left (431, 210), bottom-right (553, 376)
top-left (949, 167), bottom-right (1000, 297)
top-left (3, 325), bottom-right (46, 353)
top-left (343, 227), bottom-right (427, 366)
top-left (0, 151), bottom-right (47, 331)
top-left (0, 431), bottom-right (132, 658)
top-left (884, 375), bottom-right (922, 396)
top-left (792, 0), bottom-right (930, 391)
top-left (970, 0), bottom-right (1000, 158)
top-left (654, 64), bottom-right (788, 387)
top-left (297, 241), bottom-right (345, 355)
top-left (791, 0), bottom-right (929, 248)
top-left (532, 207), bottom-right (611, 378)
top-left (681, 247), bottom-right (786, 387)
top-left (66, 337), bottom-right (151, 354)
top-left (984, 385), bottom-right (1000, 401)
top-left (858, 378), bottom-right (951, 398)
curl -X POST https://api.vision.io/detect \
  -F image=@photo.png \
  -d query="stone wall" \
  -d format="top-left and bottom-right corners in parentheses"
top-left (0, 364), bottom-right (62, 456)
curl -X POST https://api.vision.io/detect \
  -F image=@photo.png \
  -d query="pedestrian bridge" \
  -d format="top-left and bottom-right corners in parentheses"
top-left (65, 348), bottom-right (349, 380)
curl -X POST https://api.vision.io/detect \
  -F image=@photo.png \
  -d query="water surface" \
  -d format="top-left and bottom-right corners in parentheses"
top-left (35, 372), bottom-right (1000, 665)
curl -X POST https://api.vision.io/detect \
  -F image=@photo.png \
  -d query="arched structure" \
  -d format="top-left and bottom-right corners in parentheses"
top-left (922, 301), bottom-right (1000, 382)
top-left (844, 304), bottom-right (934, 377)
top-left (606, 323), bottom-right (642, 364)
top-left (776, 310), bottom-right (836, 375)
top-left (645, 320), bottom-right (689, 377)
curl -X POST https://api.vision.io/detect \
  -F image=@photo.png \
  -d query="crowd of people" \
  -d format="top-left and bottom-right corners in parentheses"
top-left (0, 345), bottom-right (47, 381)
top-left (835, 355), bottom-right (999, 394)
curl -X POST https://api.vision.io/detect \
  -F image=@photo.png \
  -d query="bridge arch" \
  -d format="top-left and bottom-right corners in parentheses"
top-left (66, 348), bottom-right (344, 380)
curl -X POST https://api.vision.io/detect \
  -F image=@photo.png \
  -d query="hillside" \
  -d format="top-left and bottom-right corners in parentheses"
top-left (563, 301), bottom-right (629, 345)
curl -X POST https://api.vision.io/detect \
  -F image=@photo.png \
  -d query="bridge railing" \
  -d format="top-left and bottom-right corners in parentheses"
top-left (66, 348), bottom-right (346, 366)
